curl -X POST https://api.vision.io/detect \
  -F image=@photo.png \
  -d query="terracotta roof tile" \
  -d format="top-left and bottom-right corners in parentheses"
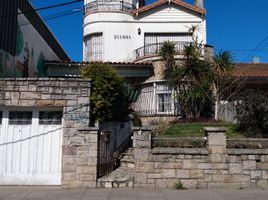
top-left (133, 0), bottom-right (206, 15)
top-left (234, 63), bottom-right (268, 78)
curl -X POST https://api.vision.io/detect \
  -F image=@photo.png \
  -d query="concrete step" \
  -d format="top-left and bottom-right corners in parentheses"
top-left (97, 167), bottom-right (135, 188)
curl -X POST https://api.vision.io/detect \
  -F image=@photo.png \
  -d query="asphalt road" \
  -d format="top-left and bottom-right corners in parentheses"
top-left (0, 187), bottom-right (267, 200)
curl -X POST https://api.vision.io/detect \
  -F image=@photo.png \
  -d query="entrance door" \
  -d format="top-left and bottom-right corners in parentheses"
top-left (0, 109), bottom-right (63, 185)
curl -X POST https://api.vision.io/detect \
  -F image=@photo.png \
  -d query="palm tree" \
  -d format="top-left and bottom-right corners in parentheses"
top-left (160, 41), bottom-right (213, 119)
top-left (159, 41), bottom-right (176, 69)
top-left (211, 51), bottom-right (235, 121)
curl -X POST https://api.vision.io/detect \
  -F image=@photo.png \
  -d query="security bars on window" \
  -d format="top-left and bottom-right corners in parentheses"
top-left (39, 111), bottom-right (63, 125)
top-left (9, 111), bottom-right (32, 125)
top-left (85, 33), bottom-right (103, 61)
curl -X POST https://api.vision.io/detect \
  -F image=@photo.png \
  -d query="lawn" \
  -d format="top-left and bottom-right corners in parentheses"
top-left (158, 121), bottom-right (243, 138)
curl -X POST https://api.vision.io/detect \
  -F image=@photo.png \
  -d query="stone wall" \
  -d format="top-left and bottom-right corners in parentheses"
top-left (0, 78), bottom-right (98, 188)
top-left (133, 127), bottom-right (268, 189)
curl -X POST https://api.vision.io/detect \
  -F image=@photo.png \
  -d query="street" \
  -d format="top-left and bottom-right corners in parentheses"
top-left (0, 187), bottom-right (267, 200)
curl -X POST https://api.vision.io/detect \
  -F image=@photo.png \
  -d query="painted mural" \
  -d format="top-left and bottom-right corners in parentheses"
top-left (0, 11), bottom-right (58, 78)
top-left (0, 26), bottom-right (44, 78)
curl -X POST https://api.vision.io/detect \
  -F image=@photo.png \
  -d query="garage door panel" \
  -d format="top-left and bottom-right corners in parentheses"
top-left (0, 109), bottom-right (63, 185)
top-left (2, 174), bottom-right (62, 185)
top-left (36, 124), bottom-right (62, 174)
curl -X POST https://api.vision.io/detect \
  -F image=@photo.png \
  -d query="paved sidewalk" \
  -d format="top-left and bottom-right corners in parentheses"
top-left (0, 187), bottom-right (268, 200)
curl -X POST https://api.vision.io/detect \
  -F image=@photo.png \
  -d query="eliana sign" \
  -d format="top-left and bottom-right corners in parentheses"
top-left (114, 35), bottom-right (131, 40)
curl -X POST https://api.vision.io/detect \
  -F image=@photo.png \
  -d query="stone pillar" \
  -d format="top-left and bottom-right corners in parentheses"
top-left (62, 127), bottom-right (99, 188)
top-left (133, 127), bottom-right (152, 149)
top-left (205, 127), bottom-right (227, 154)
top-left (204, 127), bottom-right (227, 164)
top-left (133, 127), bottom-right (153, 188)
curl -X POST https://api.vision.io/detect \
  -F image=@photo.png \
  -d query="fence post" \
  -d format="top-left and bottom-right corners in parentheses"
top-left (62, 127), bottom-right (99, 188)
top-left (204, 127), bottom-right (227, 154)
top-left (132, 127), bottom-right (153, 187)
top-left (133, 127), bottom-right (152, 149)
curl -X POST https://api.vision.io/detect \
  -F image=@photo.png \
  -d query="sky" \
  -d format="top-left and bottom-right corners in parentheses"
top-left (32, 0), bottom-right (268, 63)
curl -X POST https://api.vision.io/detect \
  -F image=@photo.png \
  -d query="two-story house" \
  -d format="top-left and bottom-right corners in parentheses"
top-left (82, 0), bottom-right (210, 124)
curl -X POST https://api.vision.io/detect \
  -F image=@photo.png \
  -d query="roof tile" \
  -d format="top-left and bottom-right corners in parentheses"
top-left (133, 0), bottom-right (206, 15)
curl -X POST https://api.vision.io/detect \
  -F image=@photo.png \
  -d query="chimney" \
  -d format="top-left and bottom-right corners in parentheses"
top-left (194, 0), bottom-right (204, 9)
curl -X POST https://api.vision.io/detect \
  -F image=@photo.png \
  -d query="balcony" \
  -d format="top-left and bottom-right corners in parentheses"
top-left (84, 1), bottom-right (136, 14)
top-left (135, 41), bottom-right (204, 61)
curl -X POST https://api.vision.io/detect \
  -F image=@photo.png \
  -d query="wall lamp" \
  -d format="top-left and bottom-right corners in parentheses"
top-left (138, 28), bottom-right (141, 35)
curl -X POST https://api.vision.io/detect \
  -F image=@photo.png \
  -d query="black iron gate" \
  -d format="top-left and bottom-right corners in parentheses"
top-left (97, 130), bottom-right (119, 178)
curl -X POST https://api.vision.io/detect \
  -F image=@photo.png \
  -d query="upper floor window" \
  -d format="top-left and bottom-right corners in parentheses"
top-left (144, 33), bottom-right (192, 46)
top-left (85, 33), bottom-right (103, 62)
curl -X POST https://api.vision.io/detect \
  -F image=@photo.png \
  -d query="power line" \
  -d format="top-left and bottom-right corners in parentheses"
top-left (214, 48), bottom-right (268, 52)
top-left (0, 0), bottom-right (83, 19)
top-left (18, 8), bottom-right (83, 26)
top-left (242, 36), bottom-right (268, 62)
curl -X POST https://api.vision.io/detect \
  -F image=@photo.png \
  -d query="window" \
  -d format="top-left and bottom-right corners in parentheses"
top-left (85, 33), bottom-right (103, 61)
top-left (144, 33), bottom-right (192, 55)
top-left (9, 111), bottom-right (32, 125)
top-left (157, 93), bottom-right (172, 113)
top-left (39, 111), bottom-right (62, 125)
top-left (0, 111), bottom-right (2, 125)
top-left (145, 33), bottom-right (192, 45)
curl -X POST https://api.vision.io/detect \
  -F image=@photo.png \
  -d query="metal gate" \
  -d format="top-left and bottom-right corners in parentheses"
top-left (97, 130), bottom-right (119, 178)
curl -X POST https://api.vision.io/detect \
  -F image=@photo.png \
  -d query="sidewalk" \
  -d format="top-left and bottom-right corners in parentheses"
top-left (0, 187), bottom-right (267, 200)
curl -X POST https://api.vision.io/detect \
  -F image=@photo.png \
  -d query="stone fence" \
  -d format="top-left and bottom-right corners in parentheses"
top-left (133, 127), bottom-right (268, 189)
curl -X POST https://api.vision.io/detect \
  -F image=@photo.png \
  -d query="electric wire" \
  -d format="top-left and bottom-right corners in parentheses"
top-left (242, 36), bottom-right (268, 62)
top-left (0, 0), bottom-right (83, 19)
top-left (18, 7), bottom-right (83, 26)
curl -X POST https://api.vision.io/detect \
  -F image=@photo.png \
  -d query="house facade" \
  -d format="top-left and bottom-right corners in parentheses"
top-left (82, 0), bottom-right (210, 123)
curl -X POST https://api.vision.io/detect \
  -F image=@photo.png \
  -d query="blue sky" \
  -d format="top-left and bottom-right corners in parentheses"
top-left (32, 0), bottom-right (268, 63)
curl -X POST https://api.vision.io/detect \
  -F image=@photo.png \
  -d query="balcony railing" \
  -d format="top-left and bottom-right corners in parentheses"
top-left (84, 1), bottom-right (136, 14)
top-left (135, 41), bottom-right (204, 60)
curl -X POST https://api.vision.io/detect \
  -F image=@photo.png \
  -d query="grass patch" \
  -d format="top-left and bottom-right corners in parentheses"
top-left (158, 121), bottom-right (243, 138)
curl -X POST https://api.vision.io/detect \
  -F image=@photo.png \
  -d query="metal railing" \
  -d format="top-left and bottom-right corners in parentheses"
top-left (84, 1), bottom-right (136, 14)
top-left (135, 41), bottom-right (204, 60)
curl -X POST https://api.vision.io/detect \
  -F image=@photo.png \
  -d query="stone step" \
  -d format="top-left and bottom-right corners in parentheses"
top-left (121, 152), bottom-right (134, 157)
top-left (120, 160), bottom-right (135, 168)
top-left (97, 167), bottom-right (135, 188)
top-left (121, 155), bottom-right (134, 160)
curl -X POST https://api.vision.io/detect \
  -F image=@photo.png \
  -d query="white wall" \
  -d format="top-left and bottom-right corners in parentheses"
top-left (83, 2), bottom-right (206, 62)
top-left (0, 11), bottom-right (60, 78)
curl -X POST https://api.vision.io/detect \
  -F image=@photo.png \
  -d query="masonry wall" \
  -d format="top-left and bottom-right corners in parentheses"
top-left (133, 128), bottom-right (268, 189)
top-left (0, 78), bottom-right (98, 188)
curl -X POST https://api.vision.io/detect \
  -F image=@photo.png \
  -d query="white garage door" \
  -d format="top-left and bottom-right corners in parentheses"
top-left (0, 109), bottom-right (63, 185)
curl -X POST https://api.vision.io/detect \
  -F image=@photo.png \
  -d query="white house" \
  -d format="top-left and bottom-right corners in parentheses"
top-left (82, 0), bottom-right (210, 123)
top-left (83, 0), bottom-right (206, 62)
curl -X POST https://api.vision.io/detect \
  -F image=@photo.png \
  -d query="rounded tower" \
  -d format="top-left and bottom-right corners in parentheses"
top-left (83, 0), bottom-right (142, 62)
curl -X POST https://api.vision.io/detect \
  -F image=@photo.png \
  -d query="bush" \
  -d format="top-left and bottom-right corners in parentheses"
top-left (235, 92), bottom-right (268, 138)
top-left (81, 63), bottom-right (138, 123)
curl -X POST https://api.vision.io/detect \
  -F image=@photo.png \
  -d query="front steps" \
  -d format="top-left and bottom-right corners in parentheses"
top-left (97, 148), bottom-right (135, 188)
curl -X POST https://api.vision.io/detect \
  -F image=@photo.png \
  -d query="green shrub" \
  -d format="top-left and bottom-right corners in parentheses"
top-left (235, 92), bottom-right (268, 138)
top-left (173, 181), bottom-right (187, 190)
top-left (81, 63), bottom-right (139, 123)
